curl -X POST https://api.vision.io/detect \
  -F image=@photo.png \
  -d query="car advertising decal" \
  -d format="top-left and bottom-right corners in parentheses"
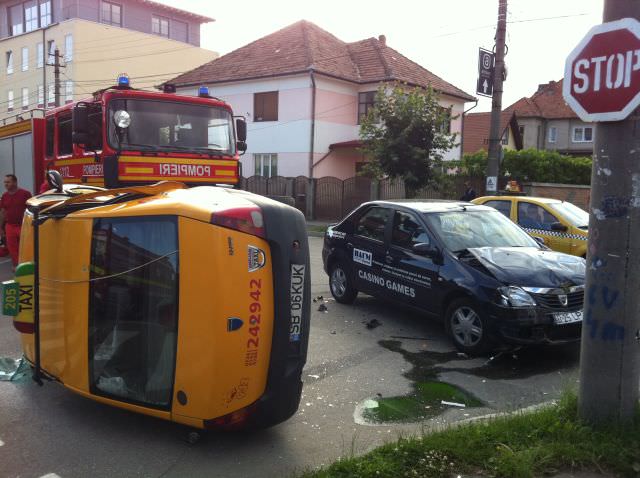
top-left (248, 245), bottom-right (266, 272)
top-left (358, 269), bottom-right (416, 298)
top-left (290, 264), bottom-right (305, 342)
top-left (353, 248), bottom-right (372, 266)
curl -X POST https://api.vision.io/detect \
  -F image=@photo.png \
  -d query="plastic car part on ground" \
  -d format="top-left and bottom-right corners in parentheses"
top-left (0, 357), bottom-right (30, 381)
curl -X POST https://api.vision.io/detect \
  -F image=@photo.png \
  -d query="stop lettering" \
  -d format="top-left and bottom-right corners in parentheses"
top-left (563, 18), bottom-right (640, 122)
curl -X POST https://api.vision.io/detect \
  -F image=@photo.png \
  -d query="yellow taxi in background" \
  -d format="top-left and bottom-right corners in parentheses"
top-left (472, 196), bottom-right (589, 257)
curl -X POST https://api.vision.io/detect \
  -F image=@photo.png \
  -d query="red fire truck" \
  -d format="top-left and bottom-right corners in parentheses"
top-left (0, 76), bottom-right (246, 192)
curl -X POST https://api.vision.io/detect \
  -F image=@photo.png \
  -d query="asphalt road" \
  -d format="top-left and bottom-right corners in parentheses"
top-left (0, 236), bottom-right (581, 478)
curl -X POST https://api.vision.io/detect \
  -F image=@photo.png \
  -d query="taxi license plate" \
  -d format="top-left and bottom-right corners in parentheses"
top-left (553, 310), bottom-right (583, 325)
top-left (289, 264), bottom-right (305, 342)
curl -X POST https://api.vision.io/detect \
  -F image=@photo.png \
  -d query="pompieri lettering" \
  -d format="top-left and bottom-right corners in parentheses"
top-left (159, 164), bottom-right (212, 177)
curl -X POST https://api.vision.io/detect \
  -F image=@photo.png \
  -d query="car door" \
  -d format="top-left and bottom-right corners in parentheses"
top-left (385, 209), bottom-right (440, 314)
top-left (349, 206), bottom-right (392, 298)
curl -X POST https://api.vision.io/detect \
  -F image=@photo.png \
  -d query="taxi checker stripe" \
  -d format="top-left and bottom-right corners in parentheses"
top-left (523, 228), bottom-right (586, 241)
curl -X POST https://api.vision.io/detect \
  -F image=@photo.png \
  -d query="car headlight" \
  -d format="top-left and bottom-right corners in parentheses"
top-left (498, 286), bottom-right (537, 307)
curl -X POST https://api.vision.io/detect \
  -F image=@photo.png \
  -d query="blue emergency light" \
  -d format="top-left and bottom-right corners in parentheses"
top-left (198, 86), bottom-right (210, 97)
top-left (117, 74), bottom-right (130, 87)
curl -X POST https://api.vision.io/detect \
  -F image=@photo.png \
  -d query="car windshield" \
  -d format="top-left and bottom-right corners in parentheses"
top-left (108, 99), bottom-right (234, 155)
top-left (424, 209), bottom-right (539, 252)
top-left (548, 201), bottom-right (589, 229)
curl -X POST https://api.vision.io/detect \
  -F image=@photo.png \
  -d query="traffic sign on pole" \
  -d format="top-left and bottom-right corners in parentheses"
top-left (563, 17), bottom-right (640, 122)
top-left (476, 48), bottom-right (495, 97)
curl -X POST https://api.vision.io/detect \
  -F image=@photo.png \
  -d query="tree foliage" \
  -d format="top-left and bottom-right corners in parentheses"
top-left (359, 83), bottom-right (457, 197)
top-left (455, 149), bottom-right (592, 185)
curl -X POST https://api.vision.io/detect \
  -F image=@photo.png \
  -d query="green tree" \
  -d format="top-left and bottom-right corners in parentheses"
top-left (359, 83), bottom-right (457, 197)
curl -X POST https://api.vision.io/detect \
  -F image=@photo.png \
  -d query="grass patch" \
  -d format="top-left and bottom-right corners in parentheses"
top-left (363, 381), bottom-right (483, 423)
top-left (301, 393), bottom-right (640, 478)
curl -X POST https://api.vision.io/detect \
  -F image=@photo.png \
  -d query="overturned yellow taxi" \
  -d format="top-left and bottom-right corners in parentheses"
top-left (3, 177), bottom-right (310, 431)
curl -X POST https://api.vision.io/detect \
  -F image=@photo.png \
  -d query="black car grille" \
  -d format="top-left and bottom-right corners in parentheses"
top-left (532, 290), bottom-right (584, 310)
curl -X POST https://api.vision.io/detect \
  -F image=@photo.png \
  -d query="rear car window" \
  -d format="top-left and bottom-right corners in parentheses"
top-left (89, 216), bottom-right (179, 409)
top-left (355, 207), bottom-right (388, 242)
top-left (483, 200), bottom-right (511, 218)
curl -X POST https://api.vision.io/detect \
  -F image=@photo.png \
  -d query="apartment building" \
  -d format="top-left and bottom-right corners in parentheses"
top-left (0, 0), bottom-right (217, 121)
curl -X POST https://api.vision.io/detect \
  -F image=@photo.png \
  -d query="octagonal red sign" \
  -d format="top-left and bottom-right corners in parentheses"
top-left (563, 18), bottom-right (640, 122)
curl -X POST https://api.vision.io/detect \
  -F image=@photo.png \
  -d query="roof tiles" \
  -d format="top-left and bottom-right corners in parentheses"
top-left (169, 20), bottom-right (474, 101)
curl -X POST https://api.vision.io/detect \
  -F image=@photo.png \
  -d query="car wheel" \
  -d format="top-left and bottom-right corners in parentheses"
top-left (329, 261), bottom-right (357, 304)
top-left (446, 299), bottom-right (492, 355)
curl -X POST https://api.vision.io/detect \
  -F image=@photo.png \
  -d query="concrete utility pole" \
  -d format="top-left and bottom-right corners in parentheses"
top-left (485, 0), bottom-right (507, 195)
top-left (54, 48), bottom-right (61, 108)
top-left (578, 0), bottom-right (640, 423)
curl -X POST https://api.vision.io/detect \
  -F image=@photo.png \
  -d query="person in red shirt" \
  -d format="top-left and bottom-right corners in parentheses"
top-left (0, 174), bottom-right (32, 268)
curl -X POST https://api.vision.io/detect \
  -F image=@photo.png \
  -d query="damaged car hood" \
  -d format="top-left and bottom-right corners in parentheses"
top-left (467, 247), bottom-right (585, 287)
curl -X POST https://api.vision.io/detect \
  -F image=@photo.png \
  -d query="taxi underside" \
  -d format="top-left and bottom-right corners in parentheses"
top-left (16, 184), bottom-right (310, 429)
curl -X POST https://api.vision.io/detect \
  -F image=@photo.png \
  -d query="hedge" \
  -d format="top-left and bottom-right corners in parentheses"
top-left (455, 149), bottom-right (592, 185)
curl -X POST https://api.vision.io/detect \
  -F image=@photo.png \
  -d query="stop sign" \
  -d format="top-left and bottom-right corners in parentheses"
top-left (563, 18), bottom-right (640, 122)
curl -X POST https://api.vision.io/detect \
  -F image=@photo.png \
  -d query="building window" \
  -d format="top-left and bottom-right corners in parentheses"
top-left (21, 87), bottom-right (29, 109)
top-left (173, 20), bottom-right (188, 42)
top-left (37, 84), bottom-right (44, 107)
top-left (7, 90), bottom-right (14, 112)
top-left (65, 81), bottom-right (73, 103)
top-left (253, 91), bottom-right (278, 122)
top-left (39, 0), bottom-right (52, 27)
top-left (8, 1), bottom-right (52, 36)
top-left (358, 91), bottom-right (376, 123)
top-left (37, 42), bottom-right (44, 68)
top-left (101, 1), bottom-right (122, 27)
top-left (438, 107), bottom-right (451, 134)
top-left (501, 131), bottom-right (509, 145)
top-left (572, 126), bottom-right (593, 143)
top-left (46, 40), bottom-right (55, 65)
top-left (21, 47), bottom-right (28, 71)
top-left (6, 51), bottom-right (14, 74)
top-left (152, 15), bottom-right (169, 37)
top-left (65, 34), bottom-right (73, 62)
top-left (254, 153), bottom-right (278, 177)
top-left (548, 126), bottom-right (557, 143)
top-left (519, 125), bottom-right (525, 138)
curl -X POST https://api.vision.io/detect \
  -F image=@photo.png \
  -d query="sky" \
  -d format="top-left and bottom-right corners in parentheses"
top-left (157, 0), bottom-right (604, 111)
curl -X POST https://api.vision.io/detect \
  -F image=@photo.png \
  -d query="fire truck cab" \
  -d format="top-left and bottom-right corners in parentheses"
top-left (53, 77), bottom-right (245, 188)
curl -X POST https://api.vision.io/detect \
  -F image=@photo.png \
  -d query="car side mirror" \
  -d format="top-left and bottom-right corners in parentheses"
top-left (237, 140), bottom-right (247, 153)
top-left (72, 104), bottom-right (89, 145)
top-left (47, 170), bottom-right (64, 193)
top-left (412, 242), bottom-right (440, 260)
top-left (550, 222), bottom-right (568, 232)
top-left (236, 117), bottom-right (247, 142)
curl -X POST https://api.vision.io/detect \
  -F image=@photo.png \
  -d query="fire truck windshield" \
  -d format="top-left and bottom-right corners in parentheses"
top-left (107, 99), bottom-right (235, 156)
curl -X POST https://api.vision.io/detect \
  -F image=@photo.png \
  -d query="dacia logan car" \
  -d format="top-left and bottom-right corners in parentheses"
top-left (472, 196), bottom-right (589, 257)
top-left (322, 200), bottom-right (586, 355)
top-left (5, 180), bottom-right (310, 431)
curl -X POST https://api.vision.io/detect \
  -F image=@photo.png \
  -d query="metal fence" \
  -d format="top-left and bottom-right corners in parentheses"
top-left (240, 175), bottom-right (496, 220)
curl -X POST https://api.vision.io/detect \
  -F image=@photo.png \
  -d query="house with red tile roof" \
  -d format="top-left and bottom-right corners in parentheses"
top-left (462, 111), bottom-right (522, 155)
top-left (168, 20), bottom-right (475, 179)
top-left (504, 79), bottom-right (594, 156)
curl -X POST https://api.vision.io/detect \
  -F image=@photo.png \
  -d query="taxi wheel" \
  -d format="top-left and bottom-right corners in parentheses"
top-left (329, 261), bottom-right (357, 304)
top-left (446, 299), bottom-right (492, 355)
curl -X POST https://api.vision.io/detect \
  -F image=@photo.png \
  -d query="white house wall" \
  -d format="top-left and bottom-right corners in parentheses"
top-left (177, 74), bottom-right (468, 177)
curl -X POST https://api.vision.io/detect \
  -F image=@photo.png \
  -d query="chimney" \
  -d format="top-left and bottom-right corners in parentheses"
top-left (378, 34), bottom-right (386, 46)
